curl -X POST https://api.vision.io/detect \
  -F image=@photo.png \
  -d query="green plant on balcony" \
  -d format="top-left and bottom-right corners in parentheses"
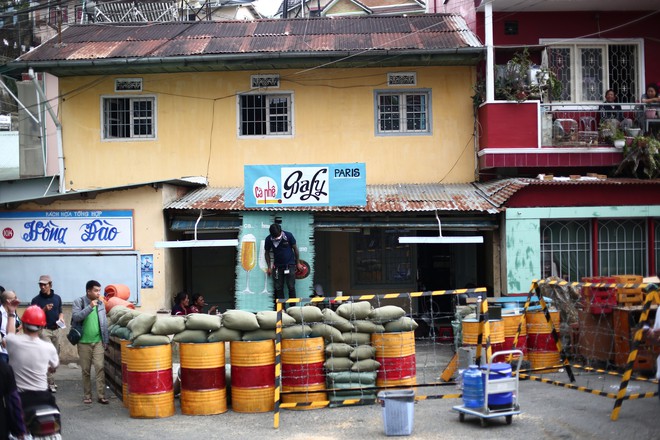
top-left (494, 49), bottom-right (562, 103)
top-left (615, 135), bottom-right (660, 179)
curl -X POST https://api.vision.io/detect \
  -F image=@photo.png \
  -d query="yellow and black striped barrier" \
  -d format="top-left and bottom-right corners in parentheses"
top-left (272, 287), bottom-right (486, 428)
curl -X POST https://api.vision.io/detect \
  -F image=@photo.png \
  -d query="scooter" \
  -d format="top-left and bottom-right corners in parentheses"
top-left (19, 391), bottom-right (62, 440)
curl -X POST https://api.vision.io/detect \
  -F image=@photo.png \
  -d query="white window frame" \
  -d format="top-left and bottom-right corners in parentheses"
top-left (541, 38), bottom-right (644, 104)
top-left (374, 89), bottom-right (432, 136)
top-left (237, 92), bottom-right (294, 138)
top-left (101, 95), bottom-right (157, 141)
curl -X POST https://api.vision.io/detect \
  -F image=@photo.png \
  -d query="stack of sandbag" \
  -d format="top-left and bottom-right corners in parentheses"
top-left (217, 309), bottom-right (302, 341)
top-left (172, 313), bottom-right (222, 344)
top-left (335, 301), bottom-right (378, 346)
top-left (368, 305), bottom-right (419, 333)
top-left (107, 306), bottom-right (139, 341)
top-left (324, 342), bottom-right (379, 407)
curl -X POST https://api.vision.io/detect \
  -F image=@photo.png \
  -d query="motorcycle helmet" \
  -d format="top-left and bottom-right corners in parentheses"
top-left (21, 305), bottom-right (47, 331)
top-left (295, 260), bottom-right (310, 279)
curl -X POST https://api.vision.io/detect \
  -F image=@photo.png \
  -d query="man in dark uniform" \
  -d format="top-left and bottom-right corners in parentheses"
top-left (264, 223), bottom-right (303, 305)
top-left (30, 275), bottom-right (63, 393)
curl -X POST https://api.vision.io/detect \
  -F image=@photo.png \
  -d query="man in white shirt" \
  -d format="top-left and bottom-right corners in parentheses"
top-left (0, 290), bottom-right (20, 363)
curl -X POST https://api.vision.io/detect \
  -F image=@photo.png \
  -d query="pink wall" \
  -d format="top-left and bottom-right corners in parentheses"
top-left (475, 11), bottom-right (660, 87)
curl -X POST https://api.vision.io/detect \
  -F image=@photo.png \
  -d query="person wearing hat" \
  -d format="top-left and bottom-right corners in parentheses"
top-left (264, 223), bottom-right (304, 306)
top-left (30, 275), bottom-right (63, 393)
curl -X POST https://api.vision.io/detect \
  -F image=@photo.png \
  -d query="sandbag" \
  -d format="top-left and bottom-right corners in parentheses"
top-left (310, 323), bottom-right (344, 343)
top-left (222, 310), bottom-right (260, 331)
top-left (117, 310), bottom-right (140, 327)
top-left (342, 332), bottom-right (371, 346)
top-left (113, 327), bottom-right (132, 340)
top-left (207, 327), bottom-right (243, 342)
top-left (368, 305), bottom-right (406, 324)
top-left (323, 357), bottom-right (353, 372)
top-left (173, 329), bottom-right (209, 343)
top-left (242, 329), bottom-right (277, 341)
top-left (383, 317), bottom-right (419, 332)
top-left (256, 311), bottom-right (296, 329)
top-left (104, 284), bottom-right (131, 300)
top-left (131, 334), bottom-right (171, 347)
top-left (150, 316), bottom-right (187, 335)
top-left (326, 371), bottom-right (376, 385)
top-left (127, 313), bottom-right (157, 339)
top-left (107, 305), bottom-right (131, 324)
top-left (186, 313), bottom-right (222, 331)
top-left (287, 306), bottom-right (323, 324)
top-left (336, 301), bottom-right (372, 320)
top-left (325, 343), bottom-right (354, 358)
top-left (282, 325), bottom-right (313, 339)
top-left (352, 320), bottom-right (384, 333)
top-left (349, 345), bottom-right (376, 361)
top-left (350, 359), bottom-right (381, 372)
top-left (321, 308), bottom-right (354, 332)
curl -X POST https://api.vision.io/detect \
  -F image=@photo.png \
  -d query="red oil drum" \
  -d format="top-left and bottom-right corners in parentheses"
top-left (180, 342), bottom-right (227, 415)
top-left (372, 331), bottom-right (416, 388)
top-left (281, 337), bottom-right (326, 410)
top-left (126, 344), bottom-right (175, 418)
top-left (526, 310), bottom-right (561, 372)
top-left (230, 340), bottom-right (275, 413)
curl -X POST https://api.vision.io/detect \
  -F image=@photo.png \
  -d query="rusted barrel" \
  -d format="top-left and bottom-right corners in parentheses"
top-left (372, 331), bottom-right (416, 388)
top-left (180, 342), bottom-right (227, 415)
top-left (281, 337), bottom-right (326, 410)
top-left (230, 340), bottom-right (275, 413)
top-left (126, 344), bottom-right (175, 418)
top-left (526, 310), bottom-right (561, 372)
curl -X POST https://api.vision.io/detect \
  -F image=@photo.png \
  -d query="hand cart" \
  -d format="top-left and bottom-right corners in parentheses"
top-left (452, 349), bottom-right (523, 427)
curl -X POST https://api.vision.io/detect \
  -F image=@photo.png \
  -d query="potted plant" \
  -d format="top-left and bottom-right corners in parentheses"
top-left (493, 49), bottom-right (562, 103)
top-left (615, 135), bottom-right (660, 178)
top-left (612, 130), bottom-right (626, 148)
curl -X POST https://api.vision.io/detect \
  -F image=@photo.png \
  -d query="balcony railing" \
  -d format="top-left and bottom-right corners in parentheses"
top-left (541, 103), bottom-right (660, 147)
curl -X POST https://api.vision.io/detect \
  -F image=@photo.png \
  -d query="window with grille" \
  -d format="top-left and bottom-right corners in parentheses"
top-left (546, 43), bottom-right (639, 103)
top-left (375, 90), bottom-right (431, 135)
top-left (352, 229), bottom-right (414, 287)
top-left (239, 94), bottom-right (292, 136)
top-left (598, 219), bottom-right (646, 276)
top-left (540, 220), bottom-right (591, 281)
top-left (102, 97), bottom-right (155, 140)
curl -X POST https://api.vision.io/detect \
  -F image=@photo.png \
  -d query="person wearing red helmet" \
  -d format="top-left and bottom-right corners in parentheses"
top-left (4, 305), bottom-right (59, 415)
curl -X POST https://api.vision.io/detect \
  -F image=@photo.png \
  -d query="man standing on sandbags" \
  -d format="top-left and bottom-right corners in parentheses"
top-left (30, 275), bottom-right (63, 393)
top-left (72, 280), bottom-right (109, 405)
top-left (265, 223), bottom-right (303, 307)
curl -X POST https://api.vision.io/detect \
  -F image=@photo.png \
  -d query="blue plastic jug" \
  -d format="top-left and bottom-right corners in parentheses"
top-left (462, 365), bottom-right (484, 408)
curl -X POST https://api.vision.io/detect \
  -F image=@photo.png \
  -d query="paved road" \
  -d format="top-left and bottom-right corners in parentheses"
top-left (51, 362), bottom-right (658, 440)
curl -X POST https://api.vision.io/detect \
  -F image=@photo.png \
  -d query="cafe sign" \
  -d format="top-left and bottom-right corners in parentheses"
top-left (0, 210), bottom-right (134, 250)
top-left (244, 163), bottom-right (366, 208)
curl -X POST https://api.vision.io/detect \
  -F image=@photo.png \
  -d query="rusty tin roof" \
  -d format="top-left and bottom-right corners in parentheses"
top-left (165, 181), bottom-right (524, 213)
top-left (8, 14), bottom-right (483, 76)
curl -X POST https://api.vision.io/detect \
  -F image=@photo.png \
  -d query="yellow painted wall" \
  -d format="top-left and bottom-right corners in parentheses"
top-left (59, 66), bottom-right (476, 191)
top-left (12, 185), bottom-right (181, 312)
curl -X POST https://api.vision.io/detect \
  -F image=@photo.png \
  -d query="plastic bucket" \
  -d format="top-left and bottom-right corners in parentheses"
top-left (281, 337), bottom-right (326, 410)
top-left (180, 342), bottom-right (227, 415)
top-left (378, 389), bottom-right (415, 436)
top-left (481, 363), bottom-right (513, 410)
top-left (126, 344), bottom-right (175, 418)
top-left (230, 340), bottom-right (275, 413)
top-left (372, 332), bottom-right (416, 388)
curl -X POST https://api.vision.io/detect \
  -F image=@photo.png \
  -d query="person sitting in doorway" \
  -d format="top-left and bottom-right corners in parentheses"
top-left (171, 291), bottom-right (191, 316)
top-left (189, 293), bottom-right (217, 315)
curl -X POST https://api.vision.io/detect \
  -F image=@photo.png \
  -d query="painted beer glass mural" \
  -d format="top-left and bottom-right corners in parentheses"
top-left (258, 240), bottom-right (270, 294)
top-left (240, 234), bottom-right (257, 294)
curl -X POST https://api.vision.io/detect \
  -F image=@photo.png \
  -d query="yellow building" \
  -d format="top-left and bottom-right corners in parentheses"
top-left (1, 15), bottom-right (506, 320)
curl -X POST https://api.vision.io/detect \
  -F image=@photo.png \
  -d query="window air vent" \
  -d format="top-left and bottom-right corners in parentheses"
top-left (251, 74), bottom-right (280, 89)
top-left (115, 78), bottom-right (143, 92)
top-left (388, 72), bottom-right (416, 86)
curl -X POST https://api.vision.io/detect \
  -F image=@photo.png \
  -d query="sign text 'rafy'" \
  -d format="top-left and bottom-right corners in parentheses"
top-left (244, 163), bottom-right (366, 208)
top-left (0, 210), bottom-right (134, 250)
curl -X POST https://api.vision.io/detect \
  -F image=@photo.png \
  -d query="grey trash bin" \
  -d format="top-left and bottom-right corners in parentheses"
top-left (377, 389), bottom-right (415, 436)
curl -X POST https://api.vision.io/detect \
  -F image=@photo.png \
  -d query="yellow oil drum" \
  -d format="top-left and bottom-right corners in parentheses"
top-left (281, 337), bottom-right (326, 410)
top-left (461, 318), bottom-right (505, 358)
top-left (126, 344), bottom-right (175, 418)
top-left (180, 342), bottom-right (227, 415)
top-left (230, 340), bottom-right (275, 413)
top-left (499, 313), bottom-right (527, 361)
top-left (120, 339), bottom-right (131, 407)
top-left (371, 331), bottom-right (416, 388)
top-left (526, 310), bottom-right (561, 372)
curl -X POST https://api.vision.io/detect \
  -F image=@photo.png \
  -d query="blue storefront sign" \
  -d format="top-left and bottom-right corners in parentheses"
top-left (244, 163), bottom-right (366, 208)
top-left (0, 210), bottom-right (134, 250)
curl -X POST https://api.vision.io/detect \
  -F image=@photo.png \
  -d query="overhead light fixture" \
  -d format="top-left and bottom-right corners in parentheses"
top-left (155, 209), bottom-right (239, 248)
top-left (398, 210), bottom-right (484, 244)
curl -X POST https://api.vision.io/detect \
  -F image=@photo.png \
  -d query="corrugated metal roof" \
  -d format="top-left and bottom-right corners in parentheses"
top-left (165, 181), bottom-right (524, 213)
top-left (14, 14), bottom-right (482, 70)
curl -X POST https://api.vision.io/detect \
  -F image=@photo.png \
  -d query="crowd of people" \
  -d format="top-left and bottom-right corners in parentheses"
top-left (0, 276), bottom-right (109, 439)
